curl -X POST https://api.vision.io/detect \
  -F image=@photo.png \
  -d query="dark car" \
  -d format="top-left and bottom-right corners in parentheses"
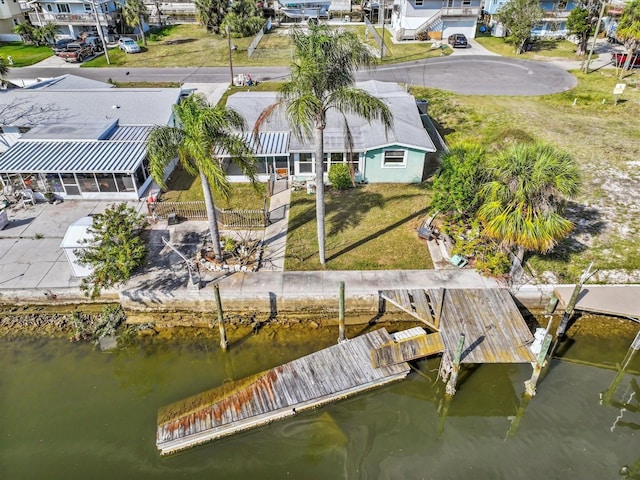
top-left (52, 38), bottom-right (75, 55)
top-left (613, 51), bottom-right (640, 68)
top-left (448, 33), bottom-right (468, 48)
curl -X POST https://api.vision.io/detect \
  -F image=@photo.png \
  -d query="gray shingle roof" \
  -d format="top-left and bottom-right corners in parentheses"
top-left (226, 81), bottom-right (436, 154)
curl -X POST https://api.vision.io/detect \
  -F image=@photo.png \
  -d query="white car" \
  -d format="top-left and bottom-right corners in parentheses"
top-left (118, 37), bottom-right (141, 54)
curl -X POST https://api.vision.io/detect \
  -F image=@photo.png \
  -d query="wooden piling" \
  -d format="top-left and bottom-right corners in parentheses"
top-left (525, 332), bottom-right (552, 397)
top-left (556, 262), bottom-right (595, 338)
top-left (213, 284), bottom-right (228, 351)
top-left (445, 333), bottom-right (465, 396)
top-left (338, 281), bottom-right (346, 343)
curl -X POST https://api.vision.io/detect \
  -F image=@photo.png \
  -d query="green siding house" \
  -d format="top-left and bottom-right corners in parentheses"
top-left (225, 81), bottom-right (439, 184)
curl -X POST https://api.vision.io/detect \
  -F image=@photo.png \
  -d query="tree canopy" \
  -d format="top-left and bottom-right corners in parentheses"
top-left (196, 0), bottom-right (228, 34)
top-left (77, 203), bottom-right (148, 299)
top-left (567, 3), bottom-right (601, 56)
top-left (257, 24), bottom-right (392, 264)
top-left (477, 142), bottom-right (581, 262)
top-left (616, 0), bottom-right (640, 71)
top-left (495, 0), bottom-right (544, 54)
top-left (222, 0), bottom-right (264, 37)
top-left (147, 94), bottom-right (259, 262)
top-left (123, 0), bottom-right (149, 46)
top-left (432, 142), bottom-right (487, 218)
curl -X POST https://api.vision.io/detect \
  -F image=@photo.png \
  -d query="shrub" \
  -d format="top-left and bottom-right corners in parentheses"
top-left (328, 163), bottom-right (352, 190)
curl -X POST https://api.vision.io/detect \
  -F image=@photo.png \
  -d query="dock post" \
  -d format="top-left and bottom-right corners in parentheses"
top-left (338, 281), bottom-right (346, 343)
top-left (214, 283), bottom-right (228, 351)
top-left (507, 394), bottom-right (532, 438)
top-left (378, 291), bottom-right (386, 315)
top-left (445, 333), bottom-right (465, 396)
top-left (601, 329), bottom-right (640, 405)
top-left (525, 331), bottom-right (552, 397)
top-left (556, 262), bottom-right (595, 339)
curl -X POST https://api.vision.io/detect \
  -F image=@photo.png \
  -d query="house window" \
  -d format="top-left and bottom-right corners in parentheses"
top-left (77, 173), bottom-right (99, 192)
top-left (383, 149), bottom-right (407, 167)
top-left (46, 4), bottom-right (53, 12)
top-left (56, 4), bottom-right (70, 13)
top-left (84, 3), bottom-right (92, 11)
top-left (415, 0), bottom-right (423, 5)
top-left (298, 153), bottom-right (313, 173)
top-left (115, 174), bottom-right (135, 192)
top-left (463, 0), bottom-right (471, 5)
top-left (96, 173), bottom-right (117, 192)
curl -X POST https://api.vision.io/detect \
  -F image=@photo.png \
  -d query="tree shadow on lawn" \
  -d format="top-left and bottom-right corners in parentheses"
top-left (326, 206), bottom-right (430, 262)
top-left (326, 189), bottom-right (385, 236)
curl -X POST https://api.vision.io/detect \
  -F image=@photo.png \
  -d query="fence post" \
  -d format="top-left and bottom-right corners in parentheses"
top-left (214, 283), bottom-right (228, 351)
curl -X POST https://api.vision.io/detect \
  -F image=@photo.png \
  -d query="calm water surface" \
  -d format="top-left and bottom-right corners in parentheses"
top-left (1, 323), bottom-right (639, 479)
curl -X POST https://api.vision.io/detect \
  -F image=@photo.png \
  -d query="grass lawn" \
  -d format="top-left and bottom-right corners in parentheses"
top-left (412, 69), bottom-right (640, 281)
top-left (83, 24), bottom-right (444, 68)
top-left (475, 35), bottom-right (597, 61)
top-left (0, 42), bottom-right (53, 67)
top-left (285, 184), bottom-right (434, 270)
top-left (160, 165), bottom-right (267, 210)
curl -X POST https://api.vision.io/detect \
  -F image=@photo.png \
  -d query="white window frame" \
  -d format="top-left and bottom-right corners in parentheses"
top-left (382, 149), bottom-right (407, 168)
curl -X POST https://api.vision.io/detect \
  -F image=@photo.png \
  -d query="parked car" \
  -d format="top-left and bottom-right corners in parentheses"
top-left (82, 36), bottom-right (103, 52)
top-left (52, 37), bottom-right (75, 56)
top-left (448, 33), bottom-right (468, 48)
top-left (118, 37), bottom-right (141, 54)
top-left (58, 42), bottom-right (95, 63)
top-left (613, 51), bottom-right (640, 68)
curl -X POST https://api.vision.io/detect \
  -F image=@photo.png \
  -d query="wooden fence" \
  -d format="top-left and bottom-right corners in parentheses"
top-left (151, 199), bottom-right (269, 228)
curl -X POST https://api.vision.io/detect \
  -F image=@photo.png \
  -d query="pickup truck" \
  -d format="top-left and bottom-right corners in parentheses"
top-left (58, 42), bottom-right (94, 63)
top-left (613, 51), bottom-right (640, 68)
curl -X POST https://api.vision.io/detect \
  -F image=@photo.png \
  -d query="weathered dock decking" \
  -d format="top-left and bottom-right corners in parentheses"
top-left (554, 285), bottom-right (640, 321)
top-left (156, 328), bottom-right (411, 455)
top-left (381, 288), bottom-right (536, 364)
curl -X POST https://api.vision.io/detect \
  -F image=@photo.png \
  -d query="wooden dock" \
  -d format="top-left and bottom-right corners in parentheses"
top-left (554, 285), bottom-right (640, 321)
top-left (157, 288), bottom-right (537, 454)
top-left (381, 288), bottom-right (536, 364)
top-left (156, 328), bottom-right (412, 455)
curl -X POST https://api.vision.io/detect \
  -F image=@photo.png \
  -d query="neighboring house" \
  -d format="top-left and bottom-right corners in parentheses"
top-left (24, 0), bottom-right (119, 39)
top-left (0, 74), bottom-right (182, 200)
top-left (144, 0), bottom-right (198, 25)
top-left (390, 0), bottom-right (482, 41)
top-left (223, 80), bottom-right (439, 184)
top-left (0, 0), bottom-right (28, 41)
top-left (484, 0), bottom-right (577, 38)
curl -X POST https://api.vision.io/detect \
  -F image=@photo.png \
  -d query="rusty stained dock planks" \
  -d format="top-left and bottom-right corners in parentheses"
top-left (381, 288), bottom-right (535, 364)
top-left (156, 328), bottom-right (411, 455)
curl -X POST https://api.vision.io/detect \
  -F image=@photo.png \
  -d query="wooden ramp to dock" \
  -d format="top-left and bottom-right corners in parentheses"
top-left (381, 288), bottom-right (536, 365)
top-left (156, 328), bottom-right (410, 455)
top-left (380, 288), bottom-right (443, 331)
top-left (372, 330), bottom-right (445, 368)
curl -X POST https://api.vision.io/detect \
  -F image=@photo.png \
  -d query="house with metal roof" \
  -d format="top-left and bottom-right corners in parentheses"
top-left (224, 80), bottom-right (439, 184)
top-left (0, 75), bottom-right (181, 200)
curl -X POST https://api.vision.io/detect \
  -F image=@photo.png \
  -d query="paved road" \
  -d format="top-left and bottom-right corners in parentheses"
top-left (8, 55), bottom-right (577, 96)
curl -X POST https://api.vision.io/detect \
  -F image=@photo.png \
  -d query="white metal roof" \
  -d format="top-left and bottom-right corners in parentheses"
top-left (215, 131), bottom-right (290, 157)
top-left (0, 126), bottom-right (152, 174)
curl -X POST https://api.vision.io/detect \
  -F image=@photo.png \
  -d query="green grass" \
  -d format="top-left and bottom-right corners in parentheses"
top-left (412, 70), bottom-right (640, 281)
top-left (161, 165), bottom-right (267, 210)
top-left (0, 42), bottom-right (53, 67)
top-left (285, 184), bottom-right (434, 270)
top-left (475, 36), bottom-right (597, 61)
top-left (83, 24), bottom-right (445, 69)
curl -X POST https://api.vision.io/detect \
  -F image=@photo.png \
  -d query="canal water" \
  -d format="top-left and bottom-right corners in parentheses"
top-left (1, 319), bottom-right (639, 479)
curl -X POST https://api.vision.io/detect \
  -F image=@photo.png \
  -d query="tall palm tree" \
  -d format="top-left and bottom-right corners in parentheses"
top-left (123, 0), bottom-right (149, 46)
top-left (616, 0), bottom-right (640, 75)
top-left (256, 24), bottom-right (393, 265)
top-left (477, 142), bottom-right (581, 264)
top-left (147, 94), bottom-right (258, 261)
top-left (39, 22), bottom-right (58, 46)
top-left (12, 22), bottom-right (35, 44)
top-left (0, 57), bottom-right (8, 83)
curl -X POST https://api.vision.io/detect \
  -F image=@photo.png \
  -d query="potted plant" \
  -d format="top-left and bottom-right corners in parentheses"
top-left (44, 191), bottom-right (55, 204)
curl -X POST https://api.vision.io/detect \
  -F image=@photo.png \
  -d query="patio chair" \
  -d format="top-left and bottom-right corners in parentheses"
top-left (22, 189), bottom-right (36, 207)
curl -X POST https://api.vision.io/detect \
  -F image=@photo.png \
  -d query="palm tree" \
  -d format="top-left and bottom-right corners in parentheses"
top-left (123, 0), bottom-right (149, 46)
top-left (477, 142), bottom-right (581, 264)
top-left (39, 22), bottom-right (58, 46)
top-left (147, 94), bottom-right (259, 261)
top-left (12, 23), bottom-right (35, 44)
top-left (256, 24), bottom-right (393, 265)
top-left (0, 57), bottom-right (8, 84)
top-left (616, 0), bottom-right (640, 76)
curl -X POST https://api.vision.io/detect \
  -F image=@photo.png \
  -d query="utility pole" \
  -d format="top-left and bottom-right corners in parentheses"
top-left (584, 0), bottom-right (607, 73)
top-left (226, 25), bottom-right (234, 86)
top-left (380, 0), bottom-right (385, 59)
top-left (91, 0), bottom-right (110, 65)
